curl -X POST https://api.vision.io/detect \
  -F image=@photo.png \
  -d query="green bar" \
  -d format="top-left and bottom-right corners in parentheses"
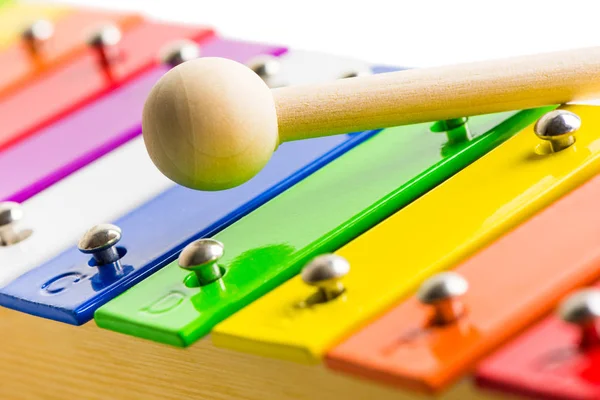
top-left (95, 107), bottom-right (554, 347)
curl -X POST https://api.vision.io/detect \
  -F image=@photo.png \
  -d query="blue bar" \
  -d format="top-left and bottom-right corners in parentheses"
top-left (0, 127), bottom-right (380, 325)
top-left (0, 63), bottom-right (410, 325)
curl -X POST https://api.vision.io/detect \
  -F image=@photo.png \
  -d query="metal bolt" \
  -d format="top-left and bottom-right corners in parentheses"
top-left (86, 24), bottom-right (122, 66)
top-left (247, 55), bottom-right (281, 82)
top-left (417, 272), bottom-right (469, 325)
top-left (339, 69), bottom-right (371, 79)
top-left (178, 238), bottom-right (224, 285)
top-left (559, 289), bottom-right (600, 349)
top-left (0, 202), bottom-right (24, 246)
top-left (22, 19), bottom-right (54, 54)
top-left (301, 254), bottom-right (350, 301)
top-left (534, 109), bottom-right (580, 152)
top-left (78, 223), bottom-right (122, 265)
top-left (431, 117), bottom-right (471, 144)
top-left (160, 39), bottom-right (201, 67)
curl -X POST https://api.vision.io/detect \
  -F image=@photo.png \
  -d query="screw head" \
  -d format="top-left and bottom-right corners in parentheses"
top-left (22, 19), bottom-right (54, 42)
top-left (78, 223), bottom-right (122, 254)
top-left (534, 110), bottom-right (581, 141)
top-left (178, 238), bottom-right (224, 270)
top-left (247, 55), bottom-right (281, 80)
top-left (87, 24), bottom-right (122, 48)
top-left (160, 39), bottom-right (201, 66)
top-left (417, 272), bottom-right (469, 305)
top-left (301, 254), bottom-right (350, 286)
top-left (0, 202), bottom-right (23, 227)
top-left (339, 69), bottom-right (371, 79)
top-left (559, 289), bottom-right (600, 325)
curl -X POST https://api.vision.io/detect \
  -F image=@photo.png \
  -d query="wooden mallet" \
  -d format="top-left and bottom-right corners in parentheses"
top-left (142, 46), bottom-right (600, 191)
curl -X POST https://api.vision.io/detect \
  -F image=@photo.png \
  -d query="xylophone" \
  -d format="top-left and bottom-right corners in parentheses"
top-left (3, 1), bottom-right (600, 399)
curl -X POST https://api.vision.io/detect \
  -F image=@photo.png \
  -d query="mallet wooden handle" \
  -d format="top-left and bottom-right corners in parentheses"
top-left (274, 46), bottom-right (600, 141)
top-left (143, 46), bottom-right (600, 191)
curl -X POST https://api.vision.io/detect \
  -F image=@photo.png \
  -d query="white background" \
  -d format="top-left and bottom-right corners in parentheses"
top-left (24, 0), bottom-right (600, 68)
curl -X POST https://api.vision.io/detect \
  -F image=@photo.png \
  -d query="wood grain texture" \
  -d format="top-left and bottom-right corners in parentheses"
top-left (274, 46), bottom-right (600, 141)
top-left (0, 307), bottom-right (519, 400)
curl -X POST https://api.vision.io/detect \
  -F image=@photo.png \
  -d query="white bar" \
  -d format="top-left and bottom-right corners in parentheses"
top-left (0, 137), bottom-right (174, 287)
top-left (262, 49), bottom-right (371, 87)
top-left (0, 49), bottom-right (371, 287)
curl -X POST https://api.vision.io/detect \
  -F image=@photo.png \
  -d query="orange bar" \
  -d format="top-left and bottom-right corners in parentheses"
top-left (0, 21), bottom-right (214, 152)
top-left (0, 9), bottom-right (142, 99)
top-left (326, 171), bottom-right (600, 393)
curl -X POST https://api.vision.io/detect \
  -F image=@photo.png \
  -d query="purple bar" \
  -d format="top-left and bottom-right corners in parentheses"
top-left (1, 38), bottom-right (287, 203)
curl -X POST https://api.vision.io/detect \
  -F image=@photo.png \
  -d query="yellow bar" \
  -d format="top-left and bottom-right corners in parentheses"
top-left (0, 2), bottom-right (71, 49)
top-left (212, 105), bottom-right (600, 364)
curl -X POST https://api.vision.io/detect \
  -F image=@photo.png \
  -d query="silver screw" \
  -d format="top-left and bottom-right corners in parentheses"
top-left (78, 223), bottom-right (122, 265)
top-left (339, 69), bottom-right (371, 79)
top-left (86, 24), bottom-right (122, 66)
top-left (22, 19), bottom-right (54, 54)
top-left (534, 109), bottom-right (580, 152)
top-left (0, 202), bottom-right (24, 246)
top-left (178, 238), bottom-right (225, 285)
top-left (247, 55), bottom-right (281, 85)
top-left (559, 289), bottom-right (600, 349)
top-left (417, 272), bottom-right (469, 324)
top-left (160, 39), bottom-right (201, 67)
top-left (301, 254), bottom-right (350, 301)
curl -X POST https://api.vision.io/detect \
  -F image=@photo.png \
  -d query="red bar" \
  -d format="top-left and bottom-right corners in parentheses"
top-left (477, 287), bottom-right (600, 398)
top-left (0, 21), bottom-right (214, 152)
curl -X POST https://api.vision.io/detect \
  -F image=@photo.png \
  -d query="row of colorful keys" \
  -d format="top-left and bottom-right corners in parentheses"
top-left (2, 2), bottom-right (600, 399)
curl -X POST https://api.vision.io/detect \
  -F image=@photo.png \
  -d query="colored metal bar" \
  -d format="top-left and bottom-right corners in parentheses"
top-left (0, 41), bottom-right (286, 290)
top-left (211, 104), bottom-right (600, 367)
top-left (0, 21), bottom-right (214, 152)
top-left (474, 202), bottom-right (600, 400)
top-left (0, 38), bottom-right (285, 204)
top-left (95, 107), bottom-right (545, 347)
top-left (0, 51), bottom-right (377, 325)
top-left (0, 2), bottom-right (70, 49)
top-left (325, 147), bottom-right (600, 393)
top-left (0, 137), bottom-right (171, 287)
top-left (0, 9), bottom-right (142, 99)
